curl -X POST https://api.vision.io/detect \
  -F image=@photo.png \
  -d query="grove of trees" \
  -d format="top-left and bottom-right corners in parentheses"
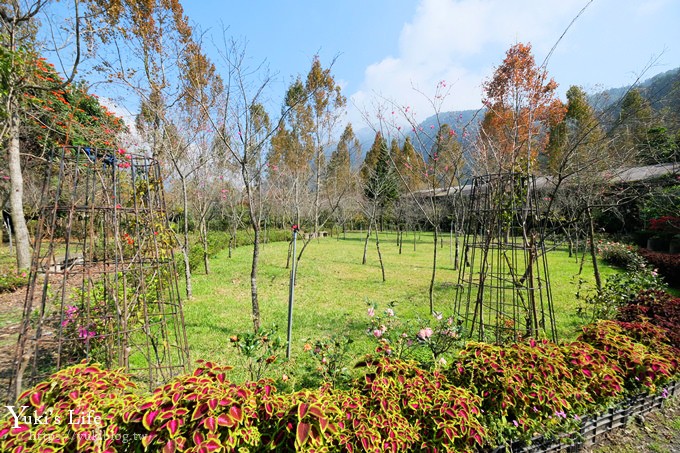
top-left (2, 1), bottom-right (680, 333)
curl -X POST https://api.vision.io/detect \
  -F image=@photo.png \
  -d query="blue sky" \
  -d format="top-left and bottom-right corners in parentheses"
top-left (178, 0), bottom-right (680, 126)
top-left (45, 0), bottom-right (680, 128)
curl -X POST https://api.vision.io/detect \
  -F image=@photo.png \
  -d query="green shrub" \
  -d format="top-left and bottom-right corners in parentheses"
top-left (586, 263), bottom-right (665, 319)
top-left (179, 229), bottom-right (293, 273)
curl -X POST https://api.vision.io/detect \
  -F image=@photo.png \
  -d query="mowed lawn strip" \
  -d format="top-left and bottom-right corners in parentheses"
top-left (184, 231), bottom-right (618, 383)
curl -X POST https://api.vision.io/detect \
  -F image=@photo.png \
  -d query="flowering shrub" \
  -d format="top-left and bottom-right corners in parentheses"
top-left (229, 326), bottom-right (284, 381)
top-left (303, 334), bottom-right (354, 388)
top-left (366, 302), bottom-right (464, 366)
top-left (596, 241), bottom-right (645, 270)
top-left (0, 270), bottom-right (28, 293)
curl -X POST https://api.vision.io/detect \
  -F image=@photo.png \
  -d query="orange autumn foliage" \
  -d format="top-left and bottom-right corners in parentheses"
top-left (480, 43), bottom-right (566, 173)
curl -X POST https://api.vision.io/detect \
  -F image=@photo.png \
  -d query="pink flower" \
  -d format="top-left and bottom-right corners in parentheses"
top-left (78, 327), bottom-right (96, 340)
top-left (418, 327), bottom-right (433, 340)
top-left (372, 329), bottom-right (383, 338)
top-left (651, 269), bottom-right (658, 277)
top-left (386, 308), bottom-right (394, 317)
top-left (367, 307), bottom-right (375, 318)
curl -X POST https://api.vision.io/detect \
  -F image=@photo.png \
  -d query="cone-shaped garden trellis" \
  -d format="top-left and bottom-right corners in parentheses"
top-left (454, 173), bottom-right (557, 343)
top-left (11, 147), bottom-right (189, 397)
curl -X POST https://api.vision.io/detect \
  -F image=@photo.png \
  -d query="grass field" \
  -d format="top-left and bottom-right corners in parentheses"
top-left (184, 231), bottom-right (619, 385)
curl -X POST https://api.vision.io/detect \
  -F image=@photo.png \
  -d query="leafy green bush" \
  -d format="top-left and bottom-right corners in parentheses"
top-left (586, 263), bottom-right (665, 319)
top-left (181, 229), bottom-right (293, 273)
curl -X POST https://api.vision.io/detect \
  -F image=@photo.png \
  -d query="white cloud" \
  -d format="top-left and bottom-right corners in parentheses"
top-left (349, 0), bottom-right (587, 126)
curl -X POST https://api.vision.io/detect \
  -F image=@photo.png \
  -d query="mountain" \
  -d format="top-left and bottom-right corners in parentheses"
top-left (588, 67), bottom-right (679, 116)
top-left (350, 66), bottom-right (679, 165)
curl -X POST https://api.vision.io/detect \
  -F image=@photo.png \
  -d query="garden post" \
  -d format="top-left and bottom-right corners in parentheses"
top-left (286, 224), bottom-right (299, 359)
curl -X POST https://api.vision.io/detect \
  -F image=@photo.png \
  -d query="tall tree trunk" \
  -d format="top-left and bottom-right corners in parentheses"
top-left (250, 225), bottom-right (261, 332)
top-left (200, 218), bottom-right (209, 274)
top-left (374, 220), bottom-right (385, 282)
top-left (314, 151), bottom-right (321, 235)
top-left (8, 109), bottom-right (32, 270)
top-left (243, 165), bottom-right (261, 333)
top-left (454, 230), bottom-right (460, 271)
top-left (586, 207), bottom-right (602, 292)
top-left (429, 226), bottom-right (438, 314)
top-left (181, 176), bottom-right (192, 298)
top-left (362, 220), bottom-right (372, 265)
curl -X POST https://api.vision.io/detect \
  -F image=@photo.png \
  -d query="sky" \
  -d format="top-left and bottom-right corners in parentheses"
top-left (45, 0), bottom-right (680, 130)
top-left (178, 0), bottom-right (680, 127)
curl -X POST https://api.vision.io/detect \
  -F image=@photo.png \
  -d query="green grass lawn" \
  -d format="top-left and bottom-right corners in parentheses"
top-left (184, 231), bottom-right (618, 384)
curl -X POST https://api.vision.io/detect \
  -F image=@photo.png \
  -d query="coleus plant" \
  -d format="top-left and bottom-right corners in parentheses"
top-left (578, 320), bottom-right (678, 393)
top-left (125, 360), bottom-right (267, 452)
top-left (447, 338), bottom-right (624, 445)
top-left (0, 361), bottom-right (139, 453)
top-left (347, 357), bottom-right (487, 452)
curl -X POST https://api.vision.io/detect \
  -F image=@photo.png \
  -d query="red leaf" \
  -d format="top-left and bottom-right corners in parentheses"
top-left (165, 419), bottom-right (180, 437)
top-left (143, 410), bottom-right (159, 430)
top-left (319, 417), bottom-right (329, 432)
top-left (217, 413), bottom-right (234, 427)
top-left (297, 422), bottom-right (311, 446)
top-left (203, 416), bottom-right (217, 432)
top-left (203, 439), bottom-right (222, 451)
top-left (229, 406), bottom-right (243, 423)
top-left (162, 440), bottom-right (175, 453)
top-left (30, 392), bottom-right (42, 407)
top-left (142, 433), bottom-right (156, 448)
top-left (192, 403), bottom-right (208, 421)
top-left (11, 424), bottom-right (30, 435)
top-left (308, 405), bottom-right (323, 418)
top-left (298, 403), bottom-right (309, 419)
top-left (582, 368), bottom-right (593, 378)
